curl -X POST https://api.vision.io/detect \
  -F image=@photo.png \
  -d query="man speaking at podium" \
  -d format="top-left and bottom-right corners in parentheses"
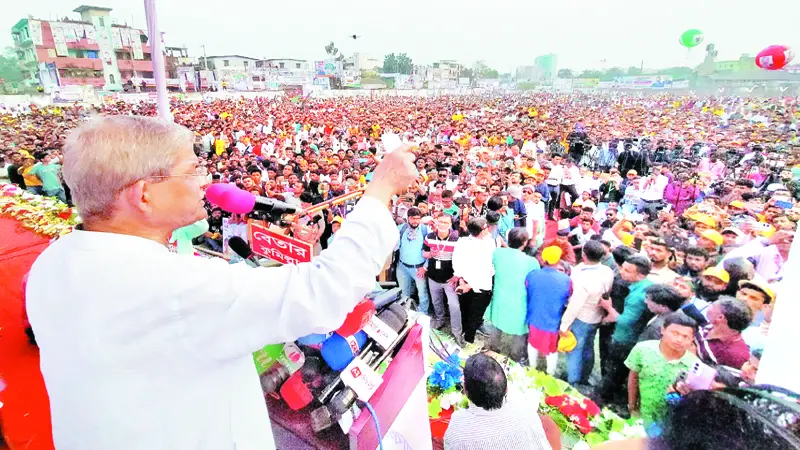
top-left (25, 116), bottom-right (417, 450)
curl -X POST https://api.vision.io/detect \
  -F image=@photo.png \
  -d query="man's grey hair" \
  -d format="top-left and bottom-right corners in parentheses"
top-left (63, 115), bottom-right (193, 221)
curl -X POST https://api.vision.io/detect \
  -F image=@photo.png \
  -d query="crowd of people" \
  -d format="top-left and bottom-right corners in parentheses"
top-left (2, 92), bottom-right (799, 441)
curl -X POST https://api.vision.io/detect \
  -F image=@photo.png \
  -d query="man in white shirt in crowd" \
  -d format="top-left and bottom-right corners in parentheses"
top-left (545, 155), bottom-right (564, 220)
top-left (560, 241), bottom-right (614, 386)
top-left (25, 115), bottom-right (417, 450)
top-left (522, 185), bottom-right (545, 250)
top-left (638, 167), bottom-right (669, 219)
top-left (452, 217), bottom-right (495, 344)
top-left (445, 354), bottom-right (553, 450)
top-left (559, 157), bottom-right (582, 215)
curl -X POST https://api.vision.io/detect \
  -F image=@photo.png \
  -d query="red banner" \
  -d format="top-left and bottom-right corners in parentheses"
top-left (249, 223), bottom-right (312, 265)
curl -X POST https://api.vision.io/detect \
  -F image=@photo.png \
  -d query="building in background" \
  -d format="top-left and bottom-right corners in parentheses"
top-left (165, 46), bottom-right (195, 91)
top-left (9, 4), bottom-right (170, 92)
top-left (533, 54), bottom-right (558, 83)
top-left (424, 60), bottom-right (462, 89)
top-left (197, 55), bottom-right (258, 71)
top-left (342, 53), bottom-right (381, 73)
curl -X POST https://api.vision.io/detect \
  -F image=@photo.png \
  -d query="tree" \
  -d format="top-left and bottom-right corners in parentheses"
top-left (324, 41), bottom-right (344, 61)
top-left (577, 70), bottom-right (602, 79)
top-left (382, 53), bottom-right (397, 73)
top-left (600, 67), bottom-right (625, 81)
top-left (396, 53), bottom-right (413, 75)
top-left (473, 60), bottom-right (499, 79)
top-left (627, 66), bottom-right (642, 76)
top-left (557, 69), bottom-right (574, 79)
top-left (0, 48), bottom-right (27, 94)
top-left (459, 67), bottom-right (474, 79)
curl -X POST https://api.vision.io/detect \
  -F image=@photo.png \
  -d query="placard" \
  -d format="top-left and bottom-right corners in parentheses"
top-left (221, 217), bottom-right (248, 258)
top-left (249, 222), bottom-right (312, 265)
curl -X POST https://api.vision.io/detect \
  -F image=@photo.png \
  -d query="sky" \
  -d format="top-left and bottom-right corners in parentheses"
top-left (2, 0), bottom-right (798, 74)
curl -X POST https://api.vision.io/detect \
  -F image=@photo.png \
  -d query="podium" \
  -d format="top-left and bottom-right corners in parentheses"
top-left (267, 323), bottom-right (430, 450)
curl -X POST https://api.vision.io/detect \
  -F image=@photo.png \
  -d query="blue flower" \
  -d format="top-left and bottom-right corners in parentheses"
top-left (428, 356), bottom-right (463, 391)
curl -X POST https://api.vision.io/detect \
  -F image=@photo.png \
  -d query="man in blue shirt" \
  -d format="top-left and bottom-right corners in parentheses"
top-left (598, 254), bottom-right (653, 408)
top-left (396, 207), bottom-right (431, 314)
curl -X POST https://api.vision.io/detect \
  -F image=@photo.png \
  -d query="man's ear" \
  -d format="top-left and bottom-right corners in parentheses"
top-left (122, 179), bottom-right (149, 214)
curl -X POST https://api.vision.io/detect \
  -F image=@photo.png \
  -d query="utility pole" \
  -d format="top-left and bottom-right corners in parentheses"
top-left (201, 45), bottom-right (208, 70)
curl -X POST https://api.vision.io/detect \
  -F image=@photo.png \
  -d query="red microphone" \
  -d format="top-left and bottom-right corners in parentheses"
top-left (336, 299), bottom-right (375, 337)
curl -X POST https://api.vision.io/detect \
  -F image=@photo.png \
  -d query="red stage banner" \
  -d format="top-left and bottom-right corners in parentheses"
top-left (248, 223), bottom-right (312, 265)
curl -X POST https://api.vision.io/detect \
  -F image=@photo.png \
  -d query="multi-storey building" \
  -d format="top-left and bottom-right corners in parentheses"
top-left (10, 4), bottom-right (171, 92)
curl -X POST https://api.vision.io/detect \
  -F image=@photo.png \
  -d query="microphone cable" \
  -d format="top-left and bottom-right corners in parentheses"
top-left (358, 400), bottom-right (383, 450)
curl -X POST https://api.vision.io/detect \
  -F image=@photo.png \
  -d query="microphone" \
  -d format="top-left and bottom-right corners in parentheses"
top-left (280, 356), bottom-right (325, 411)
top-left (320, 331), bottom-right (368, 371)
top-left (205, 182), bottom-right (236, 205)
top-left (228, 236), bottom-right (260, 268)
top-left (335, 299), bottom-right (376, 337)
top-left (214, 185), bottom-right (298, 215)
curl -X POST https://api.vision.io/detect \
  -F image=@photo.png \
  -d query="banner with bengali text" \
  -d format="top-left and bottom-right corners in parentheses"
top-left (249, 223), bottom-right (312, 265)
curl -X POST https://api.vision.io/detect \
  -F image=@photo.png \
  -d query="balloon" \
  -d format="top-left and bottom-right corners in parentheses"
top-left (755, 45), bottom-right (795, 70)
top-left (679, 29), bottom-right (704, 48)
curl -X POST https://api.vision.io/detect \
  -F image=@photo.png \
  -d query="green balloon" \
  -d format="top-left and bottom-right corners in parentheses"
top-left (679, 29), bottom-right (704, 48)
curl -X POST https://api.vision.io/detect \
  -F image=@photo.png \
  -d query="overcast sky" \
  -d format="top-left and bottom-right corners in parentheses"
top-left (3, 0), bottom-right (798, 73)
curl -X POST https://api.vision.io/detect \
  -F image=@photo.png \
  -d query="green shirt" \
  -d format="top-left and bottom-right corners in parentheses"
top-left (625, 340), bottom-right (697, 426)
top-left (29, 162), bottom-right (62, 191)
top-left (612, 278), bottom-right (654, 347)
top-left (484, 248), bottom-right (540, 335)
top-left (443, 204), bottom-right (460, 221)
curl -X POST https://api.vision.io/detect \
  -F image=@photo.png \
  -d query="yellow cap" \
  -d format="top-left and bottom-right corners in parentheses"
top-left (760, 224), bottom-right (776, 238)
top-left (693, 214), bottom-right (717, 228)
top-left (738, 279), bottom-right (776, 303)
top-left (558, 331), bottom-right (577, 353)
top-left (542, 246), bottom-right (563, 265)
top-left (620, 232), bottom-right (635, 247)
top-left (702, 267), bottom-right (730, 284)
top-left (729, 200), bottom-right (745, 209)
top-left (331, 216), bottom-right (343, 224)
top-left (700, 229), bottom-right (724, 247)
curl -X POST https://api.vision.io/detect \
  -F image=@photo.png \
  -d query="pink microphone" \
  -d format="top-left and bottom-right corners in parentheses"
top-left (217, 188), bottom-right (256, 214)
top-left (205, 183), bottom-right (236, 205)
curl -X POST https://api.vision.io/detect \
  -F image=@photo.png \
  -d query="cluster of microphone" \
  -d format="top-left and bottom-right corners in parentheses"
top-left (256, 291), bottom-right (411, 433)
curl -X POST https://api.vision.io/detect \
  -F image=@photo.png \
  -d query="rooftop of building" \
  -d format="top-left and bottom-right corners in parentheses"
top-left (73, 5), bottom-right (113, 13)
top-left (202, 55), bottom-right (259, 60)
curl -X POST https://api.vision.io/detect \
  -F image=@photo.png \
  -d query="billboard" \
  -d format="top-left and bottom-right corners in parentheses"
top-left (314, 60), bottom-right (341, 77)
top-left (28, 20), bottom-right (43, 46)
top-left (616, 75), bottom-right (673, 89)
top-left (50, 23), bottom-right (68, 56)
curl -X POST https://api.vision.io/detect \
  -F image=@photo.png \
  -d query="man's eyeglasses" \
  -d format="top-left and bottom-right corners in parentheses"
top-left (147, 166), bottom-right (208, 180)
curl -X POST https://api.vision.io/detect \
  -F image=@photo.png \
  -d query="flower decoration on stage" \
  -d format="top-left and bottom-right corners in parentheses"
top-left (428, 354), bottom-right (462, 393)
top-left (0, 183), bottom-right (77, 237)
top-left (544, 395), bottom-right (601, 434)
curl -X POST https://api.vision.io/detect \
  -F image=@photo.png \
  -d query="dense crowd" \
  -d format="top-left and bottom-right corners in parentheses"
top-left (2, 92), bottom-right (799, 441)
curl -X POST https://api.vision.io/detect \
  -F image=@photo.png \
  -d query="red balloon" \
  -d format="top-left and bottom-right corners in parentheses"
top-left (755, 45), bottom-right (795, 70)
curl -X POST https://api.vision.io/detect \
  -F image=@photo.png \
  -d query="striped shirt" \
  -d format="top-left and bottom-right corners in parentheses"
top-left (444, 399), bottom-right (551, 450)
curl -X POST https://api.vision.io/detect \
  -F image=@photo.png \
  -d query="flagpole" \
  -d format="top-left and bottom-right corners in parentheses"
top-left (143, 0), bottom-right (172, 121)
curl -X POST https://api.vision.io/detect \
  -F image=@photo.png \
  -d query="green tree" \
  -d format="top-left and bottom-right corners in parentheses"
top-left (578, 70), bottom-right (602, 79)
top-left (459, 67), bottom-right (474, 79)
top-left (473, 60), bottom-right (499, 79)
top-left (382, 53), bottom-right (397, 73)
top-left (396, 53), bottom-right (413, 75)
top-left (557, 68), bottom-right (574, 78)
top-left (0, 47), bottom-right (26, 91)
top-left (627, 66), bottom-right (642, 76)
top-left (600, 67), bottom-right (625, 81)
